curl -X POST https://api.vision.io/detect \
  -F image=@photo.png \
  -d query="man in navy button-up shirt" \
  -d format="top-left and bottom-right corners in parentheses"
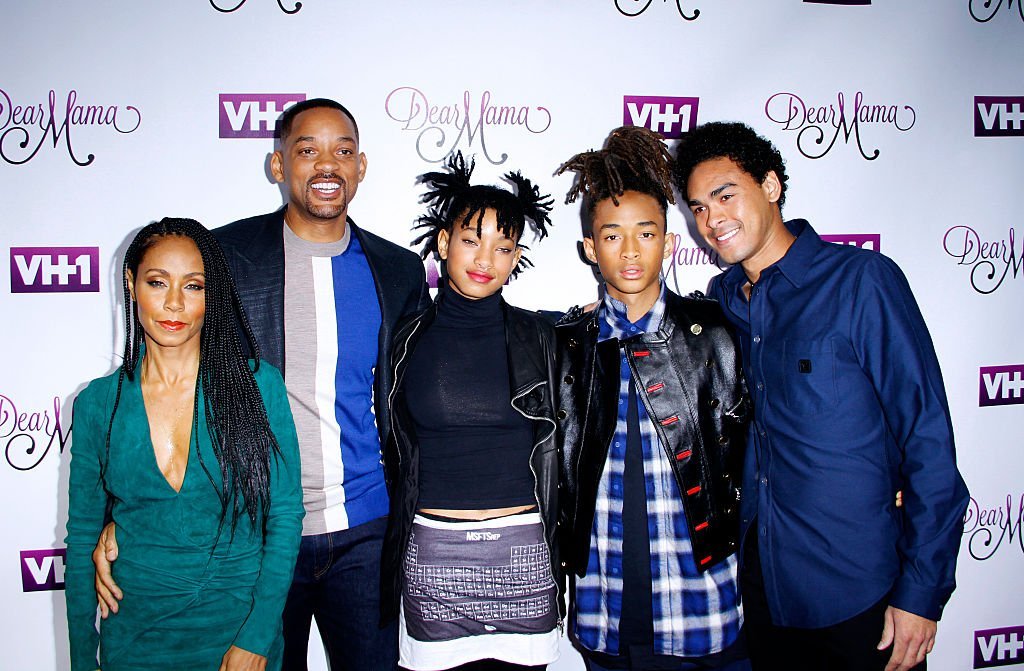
top-left (673, 122), bottom-right (969, 671)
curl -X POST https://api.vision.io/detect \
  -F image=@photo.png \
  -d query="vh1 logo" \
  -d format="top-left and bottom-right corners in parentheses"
top-left (623, 96), bottom-right (699, 139)
top-left (975, 625), bottom-right (1024, 668)
top-left (219, 93), bottom-right (306, 139)
top-left (980, 365), bottom-right (1024, 407)
top-left (820, 233), bottom-right (881, 252)
top-left (10, 247), bottom-right (99, 293)
top-left (20, 549), bottom-right (65, 592)
top-left (975, 96), bottom-right (1024, 137)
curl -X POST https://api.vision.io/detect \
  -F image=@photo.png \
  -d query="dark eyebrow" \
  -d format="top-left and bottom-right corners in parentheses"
top-left (294, 135), bottom-right (356, 144)
top-left (144, 269), bottom-right (205, 278)
top-left (709, 182), bottom-right (737, 199)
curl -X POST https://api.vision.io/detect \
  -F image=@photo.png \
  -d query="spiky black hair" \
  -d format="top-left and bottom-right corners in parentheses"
top-left (412, 151), bottom-right (553, 278)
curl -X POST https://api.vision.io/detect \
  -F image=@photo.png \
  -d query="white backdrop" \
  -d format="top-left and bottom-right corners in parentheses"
top-left (2, 1), bottom-right (1022, 669)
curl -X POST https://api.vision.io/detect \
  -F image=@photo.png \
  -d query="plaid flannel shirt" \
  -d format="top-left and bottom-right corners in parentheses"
top-left (572, 284), bottom-right (743, 658)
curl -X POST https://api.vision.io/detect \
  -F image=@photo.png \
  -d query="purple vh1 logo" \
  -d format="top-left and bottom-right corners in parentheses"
top-left (21, 549), bottom-right (65, 592)
top-left (980, 364), bottom-right (1024, 407)
top-left (219, 93), bottom-right (306, 139)
top-left (820, 233), bottom-right (881, 251)
top-left (975, 97), bottom-right (1024, 137)
top-left (975, 625), bottom-right (1024, 668)
top-left (623, 96), bottom-right (699, 139)
top-left (10, 247), bottom-right (99, 293)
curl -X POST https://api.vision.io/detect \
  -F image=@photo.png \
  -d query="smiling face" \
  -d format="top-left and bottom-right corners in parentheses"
top-left (584, 190), bottom-right (672, 316)
top-left (437, 208), bottom-right (522, 300)
top-left (686, 156), bottom-right (791, 282)
top-left (128, 235), bottom-right (206, 353)
top-left (271, 106), bottom-right (367, 237)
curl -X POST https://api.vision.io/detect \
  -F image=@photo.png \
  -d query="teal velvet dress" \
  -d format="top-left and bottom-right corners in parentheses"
top-left (64, 362), bottom-right (303, 671)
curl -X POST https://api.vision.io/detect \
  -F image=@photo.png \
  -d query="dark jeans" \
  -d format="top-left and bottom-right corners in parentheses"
top-left (282, 516), bottom-right (398, 671)
top-left (741, 529), bottom-right (924, 671)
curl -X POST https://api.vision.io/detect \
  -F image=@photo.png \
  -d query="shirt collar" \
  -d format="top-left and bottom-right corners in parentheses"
top-left (718, 218), bottom-right (821, 291)
top-left (597, 282), bottom-right (667, 343)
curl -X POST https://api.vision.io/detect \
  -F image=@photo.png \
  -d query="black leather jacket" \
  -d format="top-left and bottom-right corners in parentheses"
top-left (380, 293), bottom-right (565, 623)
top-left (555, 290), bottom-right (749, 577)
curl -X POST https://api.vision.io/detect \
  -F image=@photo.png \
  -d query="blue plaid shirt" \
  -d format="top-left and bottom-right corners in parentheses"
top-left (572, 284), bottom-right (743, 658)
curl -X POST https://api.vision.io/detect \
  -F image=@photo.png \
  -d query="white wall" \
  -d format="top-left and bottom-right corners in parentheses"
top-left (2, 1), bottom-right (1022, 669)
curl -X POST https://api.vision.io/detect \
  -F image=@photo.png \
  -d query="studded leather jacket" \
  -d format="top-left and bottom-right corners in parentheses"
top-left (555, 289), bottom-right (749, 576)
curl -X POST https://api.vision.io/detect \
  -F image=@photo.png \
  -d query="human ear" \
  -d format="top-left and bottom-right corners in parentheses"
top-left (762, 171), bottom-right (781, 204)
top-left (270, 151), bottom-right (285, 184)
top-left (437, 229), bottom-right (450, 261)
top-left (357, 152), bottom-right (367, 183)
top-left (126, 270), bottom-right (137, 302)
top-left (662, 231), bottom-right (675, 260)
top-left (582, 236), bottom-right (598, 265)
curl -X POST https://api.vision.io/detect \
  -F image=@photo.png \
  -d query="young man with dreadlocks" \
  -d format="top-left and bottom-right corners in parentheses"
top-left (555, 127), bottom-right (750, 671)
top-left (380, 152), bottom-right (563, 671)
top-left (65, 218), bottom-right (303, 670)
top-left (674, 121), bottom-right (967, 671)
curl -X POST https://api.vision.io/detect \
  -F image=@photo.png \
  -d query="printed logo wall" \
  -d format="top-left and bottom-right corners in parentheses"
top-left (3, 3), bottom-right (1023, 671)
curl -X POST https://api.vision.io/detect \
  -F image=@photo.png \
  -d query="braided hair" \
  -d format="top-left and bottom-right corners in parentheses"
top-left (556, 125), bottom-right (676, 236)
top-left (108, 217), bottom-right (278, 532)
top-left (412, 151), bottom-right (554, 278)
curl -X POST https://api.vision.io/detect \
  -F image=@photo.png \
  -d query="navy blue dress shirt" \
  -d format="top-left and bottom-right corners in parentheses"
top-left (709, 219), bottom-right (969, 628)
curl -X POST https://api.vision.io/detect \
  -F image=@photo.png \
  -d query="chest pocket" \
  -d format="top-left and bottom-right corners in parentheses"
top-left (783, 338), bottom-right (837, 414)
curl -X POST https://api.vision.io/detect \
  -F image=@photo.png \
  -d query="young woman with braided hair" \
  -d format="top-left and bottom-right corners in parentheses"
top-left (554, 127), bottom-right (750, 671)
top-left (380, 153), bottom-right (563, 671)
top-left (65, 218), bottom-right (303, 671)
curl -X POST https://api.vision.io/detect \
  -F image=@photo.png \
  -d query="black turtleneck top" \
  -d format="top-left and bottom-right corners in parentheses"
top-left (402, 289), bottom-right (537, 509)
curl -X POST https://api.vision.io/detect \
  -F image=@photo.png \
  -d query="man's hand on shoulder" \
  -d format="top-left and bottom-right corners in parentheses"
top-left (878, 606), bottom-right (936, 671)
top-left (92, 522), bottom-right (122, 617)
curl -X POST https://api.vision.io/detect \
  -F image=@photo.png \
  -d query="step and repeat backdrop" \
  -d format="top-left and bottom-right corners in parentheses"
top-left (2, 1), bottom-right (1021, 669)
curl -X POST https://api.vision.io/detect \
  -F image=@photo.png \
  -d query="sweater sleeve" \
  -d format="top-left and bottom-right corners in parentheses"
top-left (63, 380), bottom-right (110, 671)
top-left (232, 363), bottom-right (304, 655)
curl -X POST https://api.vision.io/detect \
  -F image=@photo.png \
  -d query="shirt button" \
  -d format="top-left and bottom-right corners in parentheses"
top-left (760, 526), bottom-right (766, 536)
top-left (759, 428), bottom-right (767, 437)
top-left (756, 382), bottom-right (764, 391)
top-left (615, 442), bottom-right (621, 447)
top-left (760, 476), bottom-right (768, 486)
top-left (753, 335), bottom-right (761, 343)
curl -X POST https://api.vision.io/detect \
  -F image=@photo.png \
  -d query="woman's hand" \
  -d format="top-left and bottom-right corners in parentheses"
top-left (219, 645), bottom-right (267, 671)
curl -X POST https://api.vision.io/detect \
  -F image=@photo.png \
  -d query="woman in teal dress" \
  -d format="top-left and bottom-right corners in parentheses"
top-left (65, 218), bottom-right (304, 671)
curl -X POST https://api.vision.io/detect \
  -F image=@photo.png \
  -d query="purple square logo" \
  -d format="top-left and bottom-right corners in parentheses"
top-left (975, 625), bottom-right (1024, 668)
top-left (20, 549), bottom-right (66, 592)
top-left (980, 365), bottom-right (1024, 407)
top-left (820, 233), bottom-right (881, 252)
top-left (623, 96), bottom-right (699, 139)
top-left (219, 93), bottom-right (306, 139)
top-left (975, 96), bottom-right (1024, 137)
top-left (10, 247), bottom-right (99, 293)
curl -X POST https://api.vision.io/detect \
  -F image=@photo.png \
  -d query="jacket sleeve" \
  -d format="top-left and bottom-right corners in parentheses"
top-left (63, 381), bottom-right (108, 671)
top-left (231, 364), bottom-right (304, 655)
top-left (851, 255), bottom-right (969, 621)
